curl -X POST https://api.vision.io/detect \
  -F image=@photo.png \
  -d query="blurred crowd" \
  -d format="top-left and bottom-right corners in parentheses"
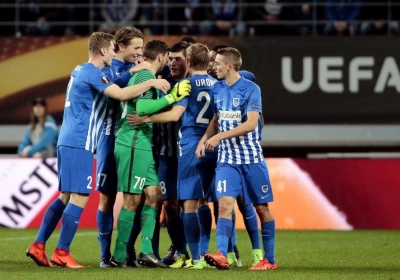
top-left (1, 0), bottom-right (400, 37)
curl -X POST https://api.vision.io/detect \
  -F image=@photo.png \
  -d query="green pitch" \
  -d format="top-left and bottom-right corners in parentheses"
top-left (0, 229), bottom-right (399, 280)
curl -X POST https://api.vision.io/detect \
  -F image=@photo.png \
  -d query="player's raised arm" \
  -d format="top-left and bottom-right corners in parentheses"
top-left (103, 78), bottom-right (170, 101)
top-left (135, 79), bottom-right (191, 116)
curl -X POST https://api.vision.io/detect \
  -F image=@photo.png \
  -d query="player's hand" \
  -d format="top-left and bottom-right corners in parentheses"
top-left (205, 135), bottom-right (220, 151)
top-left (126, 111), bottom-right (148, 126)
top-left (134, 55), bottom-right (144, 64)
top-left (129, 60), bottom-right (151, 74)
top-left (152, 79), bottom-right (171, 95)
top-left (195, 142), bottom-right (206, 159)
top-left (170, 80), bottom-right (191, 102)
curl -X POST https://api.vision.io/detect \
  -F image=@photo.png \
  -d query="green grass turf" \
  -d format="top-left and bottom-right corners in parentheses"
top-left (0, 228), bottom-right (399, 280)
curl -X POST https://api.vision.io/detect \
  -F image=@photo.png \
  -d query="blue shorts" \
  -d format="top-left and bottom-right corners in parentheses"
top-left (214, 161), bottom-right (274, 205)
top-left (178, 151), bottom-right (217, 201)
top-left (207, 176), bottom-right (217, 203)
top-left (57, 146), bottom-right (94, 195)
top-left (95, 134), bottom-right (118, 193)
top-left (157, 155), bottom-right (178, 200)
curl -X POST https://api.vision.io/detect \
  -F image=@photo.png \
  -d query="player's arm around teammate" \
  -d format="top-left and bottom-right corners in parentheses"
top-left (104, 77), bottom-right (170, 101)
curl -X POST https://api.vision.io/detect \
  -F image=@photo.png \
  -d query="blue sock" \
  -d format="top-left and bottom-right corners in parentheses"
top-left (261, 220), bottom-right (276, 264)
top-left (57, 203), bottom-right (84, 251)
top-left (36, 198), bottom-right (66, 243)
top-left (216, 218), bottom-right (232, 257)
top-left (228, 210), bottom-right (236, 252)
top-left (243, 204), bottom-right (261, 249)
top-left (227, 238), bottom-right (233, 253)
top-left (183, 212), bottom-right (201, 259)
top-left (127, 205), bottom-right (142, 251)
top-left (198, 205), bottom-right (212, 255)
top-left (152, 205), bottom-right (161, 259)
top-left (167, 215), bottom-right (188, 255)
top-left (96, 210), bottom-right (113, 260)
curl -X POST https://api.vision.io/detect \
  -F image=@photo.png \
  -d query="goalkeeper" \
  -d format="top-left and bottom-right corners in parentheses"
top-left (111, 39), bottom-right (190, 268)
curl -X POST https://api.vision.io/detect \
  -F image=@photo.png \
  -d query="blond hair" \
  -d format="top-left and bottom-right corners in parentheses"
top-left (185, 43), bottom-right (210, 71)
top-left (88, 32), bottom-right (115, 56)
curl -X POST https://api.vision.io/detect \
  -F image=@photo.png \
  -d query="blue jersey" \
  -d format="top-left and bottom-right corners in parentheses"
top-left (57, 63), bottom-right (114, 153)
top-left (101, 59), bottom-right (134, 136)
top-left (95, 59), bottom-right (133, 192)
top-left (213, 77), bottom-right (263, 164)
top-left (176, 74), bottom-right (218, 155)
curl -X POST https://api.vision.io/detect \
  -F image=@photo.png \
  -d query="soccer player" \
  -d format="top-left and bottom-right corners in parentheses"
top-left (208, 43), bottom-right (263, 267)
top-left (110, 39), bottom-right (189, 268)
top-left (134, 43), bottom-right (217, 269)
top-left (196, 47), bottom-right (277, 270)
top-left (96, 26), bottom-right (149, 268)
top-left (157, 42), bottom-right (191, 268)
top-left (25, 32), bottom-right (171, 268)
top-left (125, 40), bottom-right (194, 266)
top-left (134, 40), bottom-right (193, 268)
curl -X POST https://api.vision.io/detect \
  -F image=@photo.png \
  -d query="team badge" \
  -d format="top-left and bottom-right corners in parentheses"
top-left (233, 98), bottom-right (240, 107)
top-left (101, 76), bottom-right (111, 84)
top-left (262, 185), bottom-right (269, 193)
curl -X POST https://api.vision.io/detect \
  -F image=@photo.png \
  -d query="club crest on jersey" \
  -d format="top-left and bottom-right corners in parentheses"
top-left (101, 76), bottom-right (111, 84)
top-left (262, 185), bottom-right (269, 193)
top-left (233, 98), bottom-right (240, 107)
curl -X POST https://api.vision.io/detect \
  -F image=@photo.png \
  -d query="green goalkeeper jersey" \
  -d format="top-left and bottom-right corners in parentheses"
top-left (115, 69), bottom-right (158, 150)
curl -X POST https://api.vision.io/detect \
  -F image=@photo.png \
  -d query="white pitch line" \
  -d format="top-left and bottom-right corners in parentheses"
top-left (0, 231), bottom-right (98, 241)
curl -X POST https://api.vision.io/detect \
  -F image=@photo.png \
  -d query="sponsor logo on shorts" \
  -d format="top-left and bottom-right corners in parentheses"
top-left (262, 185), bottom-right (269, 193)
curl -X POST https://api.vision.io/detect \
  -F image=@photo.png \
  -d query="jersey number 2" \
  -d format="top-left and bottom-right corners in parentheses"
top-left (196, 91), bottom-right (210, 124)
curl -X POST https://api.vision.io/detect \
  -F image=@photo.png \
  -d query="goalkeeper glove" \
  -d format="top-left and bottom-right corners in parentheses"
top-left (164, 80), bottom-right (191, 104)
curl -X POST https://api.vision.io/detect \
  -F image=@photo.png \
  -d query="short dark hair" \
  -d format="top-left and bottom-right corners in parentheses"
top-left (143, 40), bottom-right (168, 61)
top-left (32, 97), bottom-right (46, 106)
top-left (167, 41), bottom-right (191, 54)
top-left (211, 44), bottom-right (230, 52)
top-left (180, 36), bottom-right (197, 44)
